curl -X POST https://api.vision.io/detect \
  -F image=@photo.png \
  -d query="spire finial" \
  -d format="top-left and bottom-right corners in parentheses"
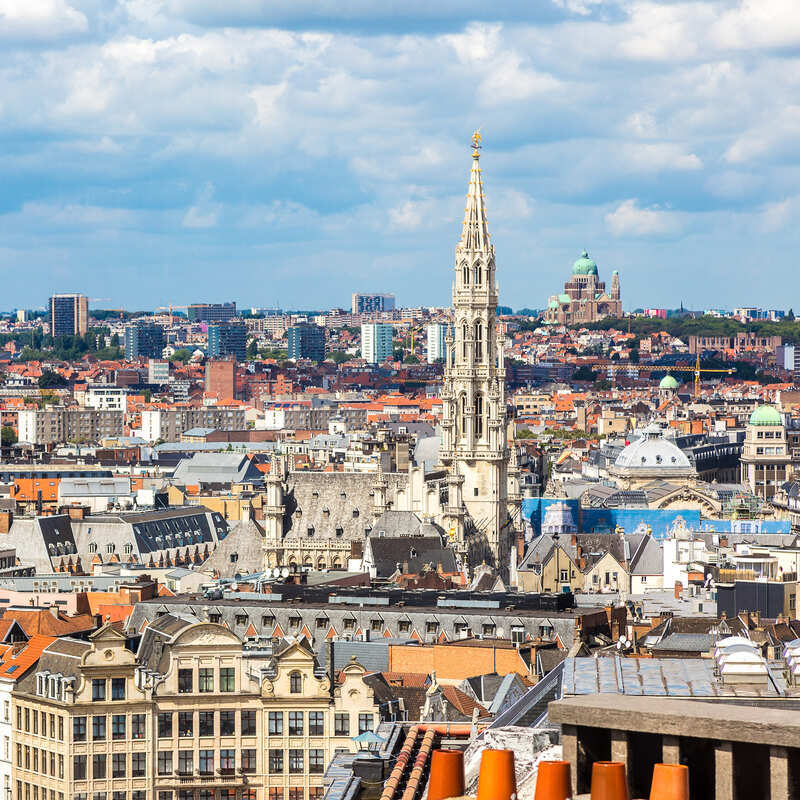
top-left (472, 129), bottom-right (482, 158)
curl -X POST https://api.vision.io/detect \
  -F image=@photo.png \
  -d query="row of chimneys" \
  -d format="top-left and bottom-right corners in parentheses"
top-left (426, 747), bottom-right (689, 800)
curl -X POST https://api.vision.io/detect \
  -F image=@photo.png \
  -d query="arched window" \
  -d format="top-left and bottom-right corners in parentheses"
top-left (461, 323), bottom-right (468, 361)
top-left (474, 261), bottom-right (482, 285)
top-left (474, 394), bottom-right (484, 439)
top-left (290, 671), bottom-right (302, 694)
top-left (462, 262), bottom-right (469, 286)
top-left (474, 321), bottom-right (483, 361)
top-left (459, 394), bottom-right (467, 437)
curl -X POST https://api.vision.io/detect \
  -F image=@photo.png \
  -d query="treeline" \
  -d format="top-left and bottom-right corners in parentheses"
top-left (575, 315), bottom-right (800, 343)
top-left (7, 329), bottom-right (123, 361)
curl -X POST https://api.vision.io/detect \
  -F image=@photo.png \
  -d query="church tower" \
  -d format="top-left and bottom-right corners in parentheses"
top-left (440, 133), bottom-right (515, 574)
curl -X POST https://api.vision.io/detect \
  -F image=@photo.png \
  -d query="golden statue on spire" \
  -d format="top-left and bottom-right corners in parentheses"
top-left (472, 129), bottom-right (482, 156)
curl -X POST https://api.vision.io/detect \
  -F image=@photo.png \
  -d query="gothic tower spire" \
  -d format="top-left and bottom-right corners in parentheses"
top-left (440, 132), bottom-right (516, 575)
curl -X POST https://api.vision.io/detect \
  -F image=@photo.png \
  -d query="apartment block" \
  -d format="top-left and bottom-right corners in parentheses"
top-left (49, 294), bottom-right (88, 337)
top-left (360, 323), bottom-right (393, 365)
top-left (140, 407), bottom-right (246, 442)
top-left (17, 409), bottom-right (124, 446)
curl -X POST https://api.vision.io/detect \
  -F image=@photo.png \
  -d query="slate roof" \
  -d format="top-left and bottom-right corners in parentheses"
top-left (171, 453), bottom-right (264, 487)
top-left (366, 533), bottom-right (456, 578)
top-left (201, 517), bottom-right (265, 579)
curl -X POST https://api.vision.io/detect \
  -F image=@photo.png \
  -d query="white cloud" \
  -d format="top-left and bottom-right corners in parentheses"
top-left (0, 0), bottom-right (87, 40)
top-left (605, 199), bottom-right (682, 236)
top-left (182, 182), bottom-right (220, 229)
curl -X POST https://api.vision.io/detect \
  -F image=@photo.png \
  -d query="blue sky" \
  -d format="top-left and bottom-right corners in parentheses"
top-left (1, 0), bottom-right (799, 312)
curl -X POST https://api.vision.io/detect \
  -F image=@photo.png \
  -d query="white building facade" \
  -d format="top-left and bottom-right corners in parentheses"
top-left (361, 323), bottom-right (393, 364)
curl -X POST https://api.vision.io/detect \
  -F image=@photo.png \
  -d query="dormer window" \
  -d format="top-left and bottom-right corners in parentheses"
top-left (88, 543), bottom-right (97, 554)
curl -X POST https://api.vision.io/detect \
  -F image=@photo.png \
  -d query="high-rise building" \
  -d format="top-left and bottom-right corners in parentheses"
top-left (207, 322), bottom-right (247, 361)
top-left (439, 132), bottom-right (519, 570)
top-left (205, 359), bottom-right (236, 400)
top-left (124, 322), bottom-right (165, 360)
top-left (49, 293), bottom-right (88, 337)
top-left (351, 293), bottom-right (395, 314)
top-left (187, 301), bottom-right (237, 323)
top-left (426, 323), bottom-right (452, 364)
top-left (361, 323), bottom-right (393, 364)
top-left (287, 324), bottom-right (325, 362)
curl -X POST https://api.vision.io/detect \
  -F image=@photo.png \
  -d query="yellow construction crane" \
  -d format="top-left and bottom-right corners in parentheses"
top-left (598, 352), bottom-right (734, 397)
top-left (154, 304), bottom-right (190, 326)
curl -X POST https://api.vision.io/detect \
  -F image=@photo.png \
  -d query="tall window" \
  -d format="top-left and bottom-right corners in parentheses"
top-left (308, 711), bottom-right (324, 736)
top-left (177, 669), bottom-right (192, 693)
top-left (111, 715), bottom-right (126, 740)
top-left (131, 753), bottom-right (145, 778)
top-left (474, 321), bottom-right (483, 361)
top-left (91, 680), bottom-right (106, 702)
top-left (288, 712), bottom-right (303, 736)
top-left (474, 393), bottom-right (484, 439)
top-left (199, 751), bottom-right (213, 775)
top-left (92, 716), bottom-right (106, 741)
top-left (92, 754), bottom-right (106, 780)
top-left (131, 714), bottom-right (145, 740)
top-left (459, 394), bottom-right (467, 437)
top-left (462, 262), bottom-right (469, 286)
top-left (268, 750), bottom-right (283, 774)
top-left (474, 261), bottom-right (482, 285)
top-left (288, 749), bottom-right (304, 774)
top-left (241, 749), bottom-right (256, 774)
top-left (334, 714), bottom-right (349, 736)
top-left (73, 717), bottom-right (86, 742)
top-left (268, 712), bottom-right (283, 736)
top-left (157, 752), bottom-right (172, 775)
top-left (461, 323), bottom-right (468, 360)
top-left (241, 710), bottom-right (256, 737)
top-left (157, 713), bottom-right (172, 738)
top-left (112, 753), bottom-right (126, 778)
top-left (111, 678), bottom-right (125, 700)
top-left (198, 669), bottom-right (213, 693)
top-left (358, 714), bottom-right (374, 734)
top-left (219, 750), bottom-right (235, 774)
top-left (220, 711), bottom-right (235, 736)
top-left (198, 711), bottom-right (214, 737)
top-left (73, 756), bottom-right (86, 780)
top-left (289, 672), bottom-right (302, 694)
top-left (178, 712), bottom-right (193, 737)
top-left (219, 668), bottom-right (235, 692)
top-left (178, 751), bottom-right (193, 775)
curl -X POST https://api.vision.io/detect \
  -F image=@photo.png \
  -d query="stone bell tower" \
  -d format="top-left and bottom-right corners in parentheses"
top-left (439, 133), bottom-right (515, 573)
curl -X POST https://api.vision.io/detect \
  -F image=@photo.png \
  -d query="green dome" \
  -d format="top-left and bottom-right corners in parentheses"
top-left (572, 250), bottom-right (598, 276)
top-left (659, 375), bottom-right (679, 390)
top-left (749, 405), bottom-right (782, 426)
top-left (548, 299), bottom-right (558, 309)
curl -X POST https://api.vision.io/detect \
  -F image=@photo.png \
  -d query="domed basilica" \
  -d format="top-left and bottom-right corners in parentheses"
top-left (544, 250), bottom-right (621, 324)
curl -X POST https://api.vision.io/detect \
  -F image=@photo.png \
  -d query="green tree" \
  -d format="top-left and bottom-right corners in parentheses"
top-left (403, 354), bottom-right (420, 364)
top-left (329, 351), bottom-right (352, 364)
top-left (110, 333), bottom-right (120, 348)
top-left (38, 370), bottom-right (68, 389)
top-left (0, 426), bottom-right (17, 446)
top-left (247, 339), bottom-right (259, 359)
top-left (170, 348), bottom-right (192, 364)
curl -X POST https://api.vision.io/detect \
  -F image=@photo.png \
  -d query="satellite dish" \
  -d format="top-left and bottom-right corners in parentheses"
top-left (281, 567), bottom-right (290, 578)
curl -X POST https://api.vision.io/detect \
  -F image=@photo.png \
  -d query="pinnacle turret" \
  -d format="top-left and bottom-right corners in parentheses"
top-left (458, 131), bottom-right (492, 254)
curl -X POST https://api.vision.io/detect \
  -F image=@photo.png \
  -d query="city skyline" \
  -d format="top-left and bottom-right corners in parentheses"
top-left (1, 1), bottom-right (798, 310)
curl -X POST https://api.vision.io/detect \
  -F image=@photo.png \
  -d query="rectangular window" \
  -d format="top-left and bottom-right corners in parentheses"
top-left (73, 717), bottom-right (86, 742)
top-left (309, 749), bottom-right (325, 774)
top-left (219, 749), bottom-right (235, 773)
top-left (24, 708), bottom-right (29, 732)
top-left (220, 711), bottom-right (235, 737)
top-left (198, 711), bottom-right (214, 737)
top-left (178, 712), bottom-right (193, 737)
top-left (157, 751), bottom-right (173, 775)
top-left (198, 668), bottom-right (213, 693)
top-left (113, 793), bottom-right (126, 800)
top-left (157, 712), bottom-right (172, 738)
top-left (288, 711), bottom-right (303, 736)
top-left (73, 755), bottom-right (87, 781)
top-left (199, 750), bottom-right (214, 775)
top-left (178, 751), bottom-right (193, 775)
top-left (289, 749), bottom-right (304, 774)
top-left (219, 667), bottom-right (235, 692)
top-left (112, 753), bottom-right (126, 779)
top-left (92, 754), bottom-right (107, 780)
top-left (310, 789), bottom-right (323, 800)
top-left (269, 749), bottom-right (284, 774)
top-left (58, 717), bottom-right (63, 741)
top-left (309, 711), bottom-right (324, 736)
top-left (358, 714), bottom-right (373, 734)
top-left (33, 712), bottom-right (38, 735)
top-left (268, 711), bottom-right (283, 736)
top-left (91, 680), bottom-right (106, 702)
top-left (178, 669), bottom-right (193, 693)
top-left (49, 714), bottom-right (55, 738)
top-left (159, 793), bottom-right (173, 800)
top-left (111, 678), bottom-right (125, 701)
top-left (334, 713), bottom-right (349, 736)
top-left (132, 793), bottom-right (145, 800)
top-left (288, 790), bottom-right (302, 800)
top-left (131, 714), bottom-right (145, 740)
top-left (59, 754), bottom-right (63, 779)
top-left (269, 790), bottom-right (283, 800)
top-left (131, 753), bottom-right (145, 778)
top-left (112, 715), bottom-right (126, 740)
top-left (92, 716), bottom-right (106, 741)
top-left (241, 749), bottom-right (256, 774)
top-left (241, 710), bottom-right (256, 736)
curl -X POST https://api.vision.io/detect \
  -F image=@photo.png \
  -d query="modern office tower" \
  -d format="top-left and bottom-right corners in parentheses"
top-left (49, 293), bottom-right (89, 337)
top-left (205, 359), bottom-right (236, 400)
top-left (208, 322), bottom-right (247, 361)
top-left (351, 293), bottom-right (396, 314)
top-left (124, 323), bottom-right (165, 360)
top-left (426, 323), bottom-right (451, 364)
top-left (187, 302), bottom-right (237, 322)
top-left (361, 323), bottom-right (393, 364)
top-left (287, 323), bottom-right (326, 362)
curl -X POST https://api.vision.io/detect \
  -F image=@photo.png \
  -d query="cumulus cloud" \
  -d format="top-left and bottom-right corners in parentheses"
top-left (182, 183), bottom-right (220, 229)
top-left (605, 199), bottom-right (682, 237)
top-left (0, 0), bottom-right (88, 40)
